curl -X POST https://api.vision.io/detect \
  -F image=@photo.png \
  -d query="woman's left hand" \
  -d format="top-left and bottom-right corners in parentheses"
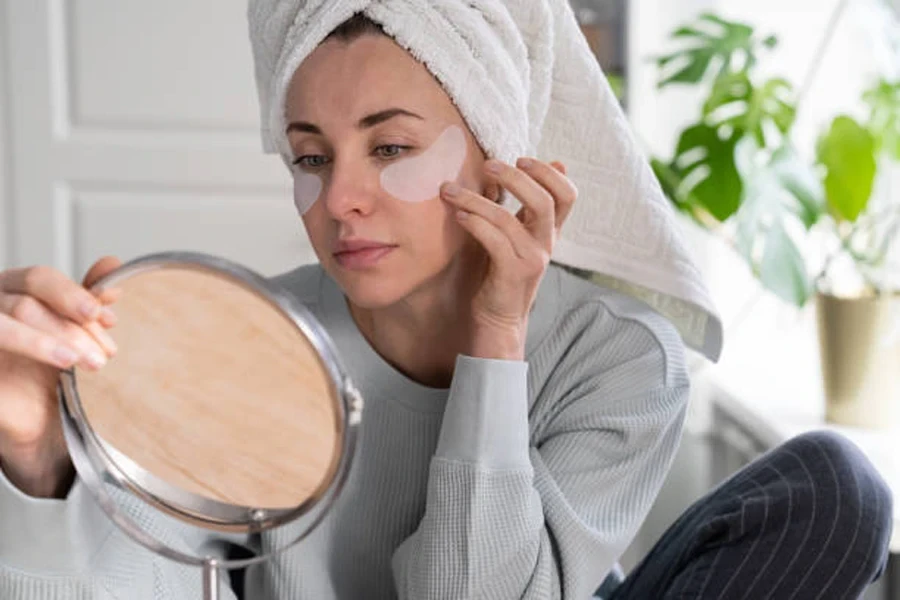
top-left (440, 157), bottom-right (577, 361)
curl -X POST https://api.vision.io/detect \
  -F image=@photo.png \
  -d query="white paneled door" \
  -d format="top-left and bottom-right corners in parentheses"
top-left (1, 0), bottom-right (316, 278)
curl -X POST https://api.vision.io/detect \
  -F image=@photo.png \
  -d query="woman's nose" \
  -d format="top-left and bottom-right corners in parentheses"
top-left (321, 161), bottom-right (377, 218)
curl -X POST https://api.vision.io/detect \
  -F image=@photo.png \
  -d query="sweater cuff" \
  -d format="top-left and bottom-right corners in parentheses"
top-left (434, 355), bottom-right (532, 470)
top-left (0, 467), bottom-right (111, 574)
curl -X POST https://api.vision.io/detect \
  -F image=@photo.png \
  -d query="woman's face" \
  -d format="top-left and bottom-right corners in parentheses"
top-left (285, 34), bottom-right (490, 309)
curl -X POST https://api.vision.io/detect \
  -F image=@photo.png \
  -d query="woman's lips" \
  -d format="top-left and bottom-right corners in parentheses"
top-left (333, 242), bottom-right (397, 269)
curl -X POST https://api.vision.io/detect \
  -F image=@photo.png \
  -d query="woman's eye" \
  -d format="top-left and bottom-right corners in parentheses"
top-left (374, 144), bottom-right (411, 159)
top-left (293, 155), bottom-right (329, 169)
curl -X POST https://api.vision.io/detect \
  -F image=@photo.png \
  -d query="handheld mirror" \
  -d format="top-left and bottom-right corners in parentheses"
top-left (58, 252), bottom-right (363, 600)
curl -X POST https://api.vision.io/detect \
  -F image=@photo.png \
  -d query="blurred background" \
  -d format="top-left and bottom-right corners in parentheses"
top-left (1, 1), bottom-right (898, 597)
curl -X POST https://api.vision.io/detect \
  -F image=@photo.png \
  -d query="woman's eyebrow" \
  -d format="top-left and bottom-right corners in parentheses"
top-left (285, 108), bottom-right (424, 135)
top-left (358, 108), bottom-right (423, 128)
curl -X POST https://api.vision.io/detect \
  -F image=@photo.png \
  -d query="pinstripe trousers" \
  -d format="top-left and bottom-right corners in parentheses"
top-left (608, 431), bottom-right (894, 600)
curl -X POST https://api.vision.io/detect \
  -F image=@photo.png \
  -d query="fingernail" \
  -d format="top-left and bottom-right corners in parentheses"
top-left (84, 351), bottom-right (107, 369)
top-left (78, 300), bottom-right (99, 320)
top-left (485, 160), bottom-right (503, 175)
top-left (517, 157), bottom-right (535, 169)
top-left (100, 307), bottom-right (117, 326)
top-left (442, 182), bottom-right (462, 197)
top-left (52, 346), bottom-right (79, 367)
top-left (95, 328), bottom-right (118, 355)
top-left (456, 210), bottom-right (469, 221)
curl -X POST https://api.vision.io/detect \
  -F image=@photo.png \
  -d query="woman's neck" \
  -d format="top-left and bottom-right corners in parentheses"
top-left (347, 253), bottom-right (484, 389)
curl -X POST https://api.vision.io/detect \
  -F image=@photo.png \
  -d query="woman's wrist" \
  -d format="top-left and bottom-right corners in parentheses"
top-left (468, 324), bottom-right (526, 361)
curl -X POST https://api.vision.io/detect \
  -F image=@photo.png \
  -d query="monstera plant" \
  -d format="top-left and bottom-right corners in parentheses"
top-left (650, 12), bottom-right (900, 307)
top-left (650, 9), bottom-right (900, 429)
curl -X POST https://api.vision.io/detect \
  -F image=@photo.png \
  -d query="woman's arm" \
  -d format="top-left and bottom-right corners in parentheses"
top-left (0, 471), bottom-right (240, 599)
top-left (391, 305), bottom-right (689, 599)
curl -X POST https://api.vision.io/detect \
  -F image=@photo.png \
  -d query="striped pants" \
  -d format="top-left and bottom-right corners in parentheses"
top-left (609, 431), bottom-right (894, 599)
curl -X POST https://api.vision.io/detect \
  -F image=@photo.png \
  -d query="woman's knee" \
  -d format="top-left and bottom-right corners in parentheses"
top-left (780, 431), bottom-right (893, 563)
top-left (783, 431), bottom-right (891, 504)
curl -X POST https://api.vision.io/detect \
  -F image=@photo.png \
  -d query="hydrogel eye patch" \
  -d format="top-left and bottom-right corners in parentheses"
top-left (293, 171), bottom-right (323, 216)
top-left (380, 125), bottom-right (467, 203)
top-left (291, 124), bottom-right (467, 215)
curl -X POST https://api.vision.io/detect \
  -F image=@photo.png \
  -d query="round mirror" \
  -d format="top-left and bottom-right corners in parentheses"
top-left (58, 252), bottom-right (363, 599)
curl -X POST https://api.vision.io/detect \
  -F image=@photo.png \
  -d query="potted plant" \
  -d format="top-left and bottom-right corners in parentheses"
top-left (814, 78), bottom-right (900, 427)
top-left (650, 11), bottom-right (900, 428)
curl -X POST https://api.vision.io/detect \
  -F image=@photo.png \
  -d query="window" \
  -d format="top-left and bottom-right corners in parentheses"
top-left (627, 0), bottom-right (900, 408)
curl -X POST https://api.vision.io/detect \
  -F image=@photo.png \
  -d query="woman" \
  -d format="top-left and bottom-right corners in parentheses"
top-left (0, 5), bottom-right (892, 600)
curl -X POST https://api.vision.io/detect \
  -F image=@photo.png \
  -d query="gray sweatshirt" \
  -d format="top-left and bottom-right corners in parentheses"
top-left (0, 263), bottom-right (689, 599)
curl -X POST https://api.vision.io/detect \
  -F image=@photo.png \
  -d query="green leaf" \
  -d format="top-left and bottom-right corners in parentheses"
top-left (655, 13), bottom-right (760, 89)
top-left (769, 145), bottom-right (826, 228)
top-left (816, 116), bottom-right (877, 222)
top-left (756, 79), bottom-right (796, 134)
top-left (758, 220), bottom-right (812, 306)
top-left (731, 140), bottom-right (822, 302)
top-left (734, 206), bottom-right (757, 264)
top-left (703, 73), bottom-right (795, 147)
top-left (656, 48), bottom-right (716, 86)
top-left (703, 72), bottom-right (753, 121)
top-left (650, 158), bottom-right (710, 227)
top-left (670, 124), bottom-right (742, 221)
top-left (650, 158), bottom-right (681, 206)
top-left (863, 78), bottom-right (900, 160)
top-left (672, 26), bottom-right (707, 38)
top-left (606, 73), bottom-right (625, 102)
top-left (697, 12), bottom-right (754, 37)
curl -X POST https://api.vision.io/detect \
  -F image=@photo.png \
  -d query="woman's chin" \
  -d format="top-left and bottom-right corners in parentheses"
top-left (333, 273), bottom-right (408, 310)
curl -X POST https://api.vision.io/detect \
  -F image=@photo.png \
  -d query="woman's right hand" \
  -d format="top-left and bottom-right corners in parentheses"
top-left (0, 257), bottom-right (121, 498)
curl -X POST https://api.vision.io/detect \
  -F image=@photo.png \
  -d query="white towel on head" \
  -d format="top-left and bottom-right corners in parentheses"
top-left (248, 0), bottom-right (724, 361)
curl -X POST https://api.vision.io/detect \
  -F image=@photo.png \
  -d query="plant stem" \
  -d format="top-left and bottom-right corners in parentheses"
top-left (814, 205), bottom-right (900, 291)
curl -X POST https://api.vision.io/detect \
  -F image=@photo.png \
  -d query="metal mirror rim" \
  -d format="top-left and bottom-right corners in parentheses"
top-left (70, 252), bottom-right (351, 527)
top-left (59, 251), bottom-right (364, 570)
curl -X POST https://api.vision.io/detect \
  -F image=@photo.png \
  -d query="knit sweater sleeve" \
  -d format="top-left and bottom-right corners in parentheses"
top-left (0, 471), bottom-right (238, 599)
top-left (390, 303), bottom-right (690, 599)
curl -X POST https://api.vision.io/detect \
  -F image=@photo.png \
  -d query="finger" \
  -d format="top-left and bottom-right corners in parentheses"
top-left (454, 210), bottom-right (518, 268)
top-left (83, 256), bottom-right (122, 289)
top-left (456, 209), bottom-right (550, 279)
top-left (518, 158), bottom-right (578, 232)
top-left (0, 294), bottom-right (112, 369)
top-left (0, 312), bottom-right (80, 370)
top-left (98, 287), bottom-right (122, 305)
top-left (441, 184), bottom-right (538, 259)
top-left (0, 293), bottom-right (116, 358)
top-left (0, 266), bottom-right (105, 325)
top-left (484, 160), bottom-right (555, 248)
top-left (93, 289), bottom-right (120, 328)
top-left (96, 303), bottom-right (118, 328)
top-left (83, 321), bottom-right (118, 358)
top-left (84, 256), bottom-right (122, 327)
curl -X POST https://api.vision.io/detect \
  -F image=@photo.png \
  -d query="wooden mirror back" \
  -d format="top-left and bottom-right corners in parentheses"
top-left (76, 267), bottom-right (339, 510)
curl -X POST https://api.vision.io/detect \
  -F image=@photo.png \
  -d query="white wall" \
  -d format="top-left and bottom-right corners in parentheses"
top-left (1, 1), bottom-right (302, 280)
top-left (0, 0), bottom-right (10, 271)
top-left (627, 0), bottom-right (717, 157)
top-left (630, 0), bottom-right (898, 157)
